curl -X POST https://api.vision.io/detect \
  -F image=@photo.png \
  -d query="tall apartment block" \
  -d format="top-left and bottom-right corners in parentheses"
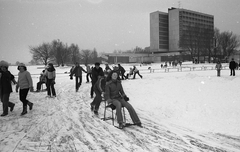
top-left (150, 7), bottom-right (214, 52)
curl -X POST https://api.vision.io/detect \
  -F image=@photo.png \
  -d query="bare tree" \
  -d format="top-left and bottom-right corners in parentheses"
top-left (68, 43), bottom-right (81, 64)
top-left (219, 31), bottom-right (240, 58)
top-left (81, 49), bottom-right (92, 65)
top-left (51, 39), bottom-right (70, 66)
top-left (29, 42), bottom-right (53, 65)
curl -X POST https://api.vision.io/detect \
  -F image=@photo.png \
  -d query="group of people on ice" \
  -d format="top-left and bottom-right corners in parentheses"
top-left (0, 61), bottom-right (57, 116)
top-left (86, 62), bottom-right (142, 129)
top-left (215, 58), bottom-right (238, 77)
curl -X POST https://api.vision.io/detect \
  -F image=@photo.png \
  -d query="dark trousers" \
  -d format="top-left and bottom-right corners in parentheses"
top-left (91, 81), bottom-right (97, 96)
top-left (120, 72), bottom-right (127, 80)
top-left (75, 76), bottom-right (82, 90)
top-left (133, 71), bottom-right (142, 79)
top-left (19, 88), bottom-right (30, 106)
top-left (230, 69), bottom-right (235, 76)
top-left (1, 93), bottom-right (14, 114)
top-left (36, 81), bottom-right (46, 91)
top-left (86, 73), bottom-right (92, 82)
top-left (46, 79), bottom-right (56, 96)
top-left (91, 89), bottom-right (102, 111)
top-left (217, 69), bottom-right (221, 76)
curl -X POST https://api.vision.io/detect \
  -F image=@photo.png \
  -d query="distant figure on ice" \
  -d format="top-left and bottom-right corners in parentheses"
top-left (229, 58), bottom-right (236, 76)
top-left (35, 70), bottom-right (47, 92)
top-left (45, 63), bottom-right (56, 97)
top-left (16, 63), bottom-right (34, 116)
top-left (118, 64), bottom-right (127, 80)
top-left (0, 60), bottom-right (17, 116)
top-left (90, 71), bottom-right (108, 115)
top-left (70, 62), bottom-right (87, 92)
top-left (105, 64), bottom-right (112, 72)
top-left (91, 62), bottom-right (104, 98)
top-left (126, 67), bottom-right (134, 79)
top-left (86, 64), bottom-right (92, 83)
top-left (215, 60), bottom-right (222, 77)
top-left (105, 72), bottom-right (142, 129)
top-left (132, 66), bottom-right (143, 79)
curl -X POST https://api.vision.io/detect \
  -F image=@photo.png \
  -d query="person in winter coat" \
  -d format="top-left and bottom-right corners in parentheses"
top-left (70, 62), bottom-right (87, 92)
top-left (36, 70), bottom-right (47, 92)
top-left (215, 60), bottom-right (222, 77)
top-left (45, 63), bottom-right (56, 97)
top-left (91, 62), bottom-right (104, 98)
top-left (86, 65), bottom-right (92, 83)
top-left (16, 63), bottom-right (34, 116)
top-left (105, 72), bottom-right (142, 129)
top-left (0, 61), bottom-right (16, 116)
top-left (132, 66), bottom-right (143, 79)
top-left (118, 64), bottom-right (127, 80)
top-left (90, 72), bottom-right (108, 115)
top-left (105, 64), bottom-right (112, 72)
top-left (229, 58), bottom-right (236, 76)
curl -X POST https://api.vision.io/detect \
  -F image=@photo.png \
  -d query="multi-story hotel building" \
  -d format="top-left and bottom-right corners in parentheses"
top-left (150, 7), bottom-right (214, 52)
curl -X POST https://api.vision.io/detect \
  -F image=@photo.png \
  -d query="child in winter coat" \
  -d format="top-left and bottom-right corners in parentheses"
top-left (45, 63), bottom-right (56, 97)
top-left (16, 63), bottom-right (34, 116)
top-left (215, 61), bottom-right (222, 77)
top-left (0, 60), bottom-right (16, 116)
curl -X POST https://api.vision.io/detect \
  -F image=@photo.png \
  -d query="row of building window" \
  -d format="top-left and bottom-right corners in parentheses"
top-left (179, 11), bottom-right (213, 20)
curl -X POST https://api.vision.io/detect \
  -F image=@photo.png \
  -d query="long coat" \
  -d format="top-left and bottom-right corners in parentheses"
top-left (0, 71), bottom-right (14, 94)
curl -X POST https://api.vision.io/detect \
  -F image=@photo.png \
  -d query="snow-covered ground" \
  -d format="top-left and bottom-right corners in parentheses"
top-left (1, 63), bottom-right (240, 152)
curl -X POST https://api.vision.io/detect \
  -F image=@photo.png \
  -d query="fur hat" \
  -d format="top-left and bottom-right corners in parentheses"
top-left (0, 60), bottom-right (9, 68)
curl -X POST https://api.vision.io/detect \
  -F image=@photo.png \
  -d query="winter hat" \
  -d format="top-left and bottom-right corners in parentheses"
top-left (0, 60), bottom-right (9, 68)
top-left (17, 63), bottom-right (27, 70)
top-left (95, 62), bottom-right (100, 66)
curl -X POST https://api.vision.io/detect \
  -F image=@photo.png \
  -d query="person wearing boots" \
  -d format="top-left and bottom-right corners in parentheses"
top-left (90, 72), bottom-right (108, 115)
top-left (0, 61), bottom-right (16, 116)
top-left (215, 60), bottom-right (222, 77)
top-left (118, 64), bottom-right (127, 80)
top-left (90, 62), bottom-right (104, 98)
top-left (229, 58), bottom-right (236, 76)
top-left (105, 72), bottom-right (142, 129)
top-left (132, 66), bottom-right (143, 79)
top-left (45, 63), bottom-right (56, 97)
top-left (86, 64), bottom-right (92, 83)
top-left (16, 63), bottom-right (34, 116)
top-left (69, 62), bottom-right (87, 92)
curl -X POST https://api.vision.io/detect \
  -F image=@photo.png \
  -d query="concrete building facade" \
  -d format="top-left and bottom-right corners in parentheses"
top-left (150, 7), bottom-right (214, 52)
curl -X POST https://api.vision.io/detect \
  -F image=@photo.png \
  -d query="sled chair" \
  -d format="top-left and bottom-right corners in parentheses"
top-left (101, 97), bottom-right (126, 126)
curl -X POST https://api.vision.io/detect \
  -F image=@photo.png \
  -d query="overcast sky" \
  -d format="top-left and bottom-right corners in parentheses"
top-left (0, 0), bottom-right (240, 64)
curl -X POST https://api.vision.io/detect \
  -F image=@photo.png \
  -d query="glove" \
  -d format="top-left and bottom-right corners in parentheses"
top-left (124, 96), bottom-right (129, 101)
top-left (70, 76), bottom-right (73, 80)
top-left (30, 87), bottom-right (34, 92)
top-left (52, 80), bottom-right (55, 84)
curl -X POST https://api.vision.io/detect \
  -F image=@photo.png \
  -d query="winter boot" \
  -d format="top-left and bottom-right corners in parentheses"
top-left (27, 102), bottom-right (33, 110)
top-left (21, 106), bottom-right (28, 116)
top-left (10, 103), bottom-right (15, 112)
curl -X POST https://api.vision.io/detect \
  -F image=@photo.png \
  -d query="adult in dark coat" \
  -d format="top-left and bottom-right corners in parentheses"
top-left (0, 61), bottom-right (16, 116)
top-left (90, 62), bottom-right (104, 98)
top-left (70, 62), bottom-right (87, 92)
top-left (118, 64), bottom-right (127, 80)
top-left (229, 58), bottom-right (236, 76)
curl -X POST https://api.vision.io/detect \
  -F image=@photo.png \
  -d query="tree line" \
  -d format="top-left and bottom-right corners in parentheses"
top-left (29, 39), bottom-right (100, 66)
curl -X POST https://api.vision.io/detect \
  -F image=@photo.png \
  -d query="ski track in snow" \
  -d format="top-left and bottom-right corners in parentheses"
top-left (0, 79), bottom-right (240, 152)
